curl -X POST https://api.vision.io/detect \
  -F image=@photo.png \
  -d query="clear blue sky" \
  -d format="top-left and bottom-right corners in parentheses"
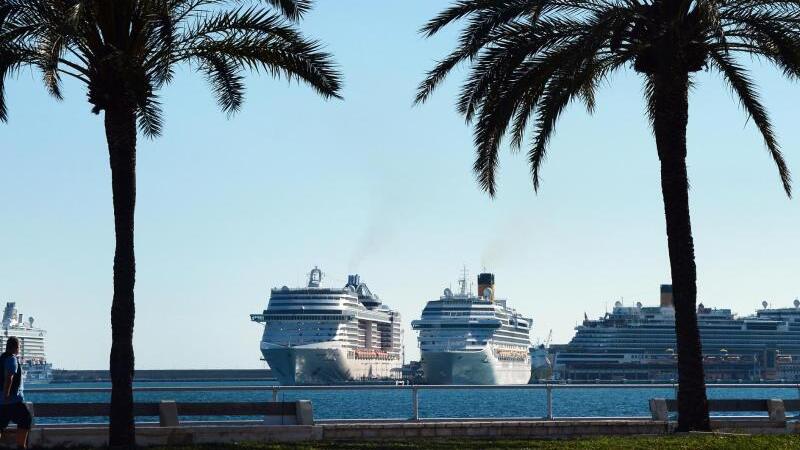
top-left (0, 1), bottom-right (798, 370)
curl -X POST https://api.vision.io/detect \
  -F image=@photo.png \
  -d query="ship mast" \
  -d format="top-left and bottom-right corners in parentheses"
top-left (458, 266), bottom-right (469, 296)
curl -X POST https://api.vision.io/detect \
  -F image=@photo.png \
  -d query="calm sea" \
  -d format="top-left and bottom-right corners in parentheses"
top-left (24, 381), bottom-right (800, 424)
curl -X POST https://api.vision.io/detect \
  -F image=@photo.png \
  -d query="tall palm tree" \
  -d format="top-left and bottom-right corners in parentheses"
top-left (0, 0), bottom-right (341, 446)
top-left (416, 0), bottom-right (797, 431)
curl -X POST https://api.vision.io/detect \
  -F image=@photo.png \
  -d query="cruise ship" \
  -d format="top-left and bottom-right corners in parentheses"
top-left (553, 285), bottom-right (800, 381)
top-left (412, 272), bottom-right (533, 385)
top-left (1, 302), bottom-right (52, 383)
top-left (251, 268), bottom-right (403, 385)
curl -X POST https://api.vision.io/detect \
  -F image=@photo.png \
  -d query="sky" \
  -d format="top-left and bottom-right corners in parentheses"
top-left (0, 1), bottom-right (798, 370)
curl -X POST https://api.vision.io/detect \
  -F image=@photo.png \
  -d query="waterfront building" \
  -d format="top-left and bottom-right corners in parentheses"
top-left (251, 267), bottom-right (402, 384)
top-left (412, 272), bottom-right (533, 385)
top-left (553, 285), bottom-right (800, 381)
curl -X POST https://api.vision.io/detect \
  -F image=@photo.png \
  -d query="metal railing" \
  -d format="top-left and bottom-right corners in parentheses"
top-left (26, 383), bottom-right (800, 422)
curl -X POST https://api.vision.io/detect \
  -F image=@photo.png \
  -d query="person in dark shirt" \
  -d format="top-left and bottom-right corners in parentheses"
top-left (0, 337), bottom-right (32, 448)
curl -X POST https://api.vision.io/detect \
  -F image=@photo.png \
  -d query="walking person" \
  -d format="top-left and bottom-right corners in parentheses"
top-left (0, 337), bottom-right (32, 448)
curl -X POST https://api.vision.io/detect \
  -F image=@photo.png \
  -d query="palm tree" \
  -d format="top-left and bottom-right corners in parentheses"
top-left (416, 0), bottom-right (797, 431)
top-left (0, 0), bottom-right (341, 446)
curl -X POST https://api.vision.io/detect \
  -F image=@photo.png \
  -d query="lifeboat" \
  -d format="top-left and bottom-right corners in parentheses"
top-left (354, 348), bottom-right (392, 360)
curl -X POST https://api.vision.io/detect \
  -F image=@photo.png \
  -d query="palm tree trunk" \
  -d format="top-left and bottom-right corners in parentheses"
top-left (651, 70), bottom-right (710, 432)
top-left (104, 101), bottom-right (137, 448)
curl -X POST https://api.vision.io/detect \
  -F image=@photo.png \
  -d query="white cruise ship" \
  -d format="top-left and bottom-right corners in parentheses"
top-left (1, 302), bottom-right (52, 383)
top-left (251, 268), bottom-right (402, 385)
top-left (412, 272), bottom-right (533, 385)
top-left (553, 285), bottom-right (800, 381)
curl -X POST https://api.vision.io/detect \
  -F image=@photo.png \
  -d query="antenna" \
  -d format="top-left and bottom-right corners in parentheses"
top-left (458, 266), bottom-right (469, 295)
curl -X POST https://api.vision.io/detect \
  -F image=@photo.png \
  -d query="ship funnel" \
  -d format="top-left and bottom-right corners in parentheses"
top-left (2, 303), bottom-right (15, 327)
top-left (660, 284), bottom-right (674, 308)
top-left (478, 273), bottom-right (495, 302)
top-left (347, 274), bottom-right (361, 287)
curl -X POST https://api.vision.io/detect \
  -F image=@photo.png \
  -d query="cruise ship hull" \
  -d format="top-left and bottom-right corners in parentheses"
top-left (262, 342), bottom-right (400, 385)
top-left (420, 349), bottom-right (532, 385)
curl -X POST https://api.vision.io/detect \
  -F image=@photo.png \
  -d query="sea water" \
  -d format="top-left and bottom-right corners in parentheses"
top-left (24, 381), bottom-right (800, 424)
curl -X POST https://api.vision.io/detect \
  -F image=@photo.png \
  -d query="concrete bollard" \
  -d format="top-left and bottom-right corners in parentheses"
top-left (159, 401), bottom-right (180, 427)
top-left (649, 398), bottom-right (668, 421)
top-left (295, 400), bottom-right (314, 425)
top-left (767, 399), bottom-right (786, 423)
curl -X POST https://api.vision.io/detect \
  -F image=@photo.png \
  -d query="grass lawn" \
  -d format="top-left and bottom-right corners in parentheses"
top-left (110, 435), bottom-right (800, 450)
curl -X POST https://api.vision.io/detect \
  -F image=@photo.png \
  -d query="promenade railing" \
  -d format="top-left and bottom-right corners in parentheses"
top-left (25, 383), bottom-right (800, 423)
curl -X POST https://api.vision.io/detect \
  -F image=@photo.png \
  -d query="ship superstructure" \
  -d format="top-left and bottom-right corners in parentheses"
top-left (412, 272), bottom-right (532, 385)
top-left (553, 285), bottom-right (800, 381)
top-left (1, 302), bottom-right (51, 382)
top-left (251, 267), bottom-right (402, 385)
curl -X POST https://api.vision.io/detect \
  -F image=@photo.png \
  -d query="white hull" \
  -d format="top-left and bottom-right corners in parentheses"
top-left (262, 342), bottom-right (401, 385)
top-left (420, 347), bottom-right (532, 385)
top-left (23, 362), bottom-right (53, 383)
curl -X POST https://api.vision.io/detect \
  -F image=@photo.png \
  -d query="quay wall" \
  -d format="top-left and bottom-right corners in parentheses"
top-left (319, 420), bottom-right (667, 440)
top-left (10, 420), bottom-right (668, 447)
top-left (52, 369), bottom-right (275, 382)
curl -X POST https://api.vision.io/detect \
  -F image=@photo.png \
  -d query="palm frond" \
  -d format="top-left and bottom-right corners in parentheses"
top-left (420, 0), bottom-right (512, 38)
top-left (455, 16), bottom-right (594, 121)
top-left (264, 0), bottom-right (312, 21)
top-left (0, 52), bottom-right (19, 122)
top-left (1, 0), bottom-right (340, 131)
top-left (0, 0), bottom-right (27, 122)
top-left (146, 0), bottom-right (177, 88)
top-left (177, 6), bottom-right (341, 100)
top-left (419, 0), bottom-right (799, 197)
top-left (709, 48), bottom-right (792, 196)
top-left (136, 90), bottom-right (164, 137)
top-left (37, 33), bottom-right (65, 99)
top-left (415, 1), bottom-right (555, 104)
top-left (196, 51), bottom-right (245, 113)
top-left (642, 74), bottom-right (657, 128)
top-left (527, 54), bottom-right (626, 192)
top-left (723, 15), bottom-right (800, 79)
